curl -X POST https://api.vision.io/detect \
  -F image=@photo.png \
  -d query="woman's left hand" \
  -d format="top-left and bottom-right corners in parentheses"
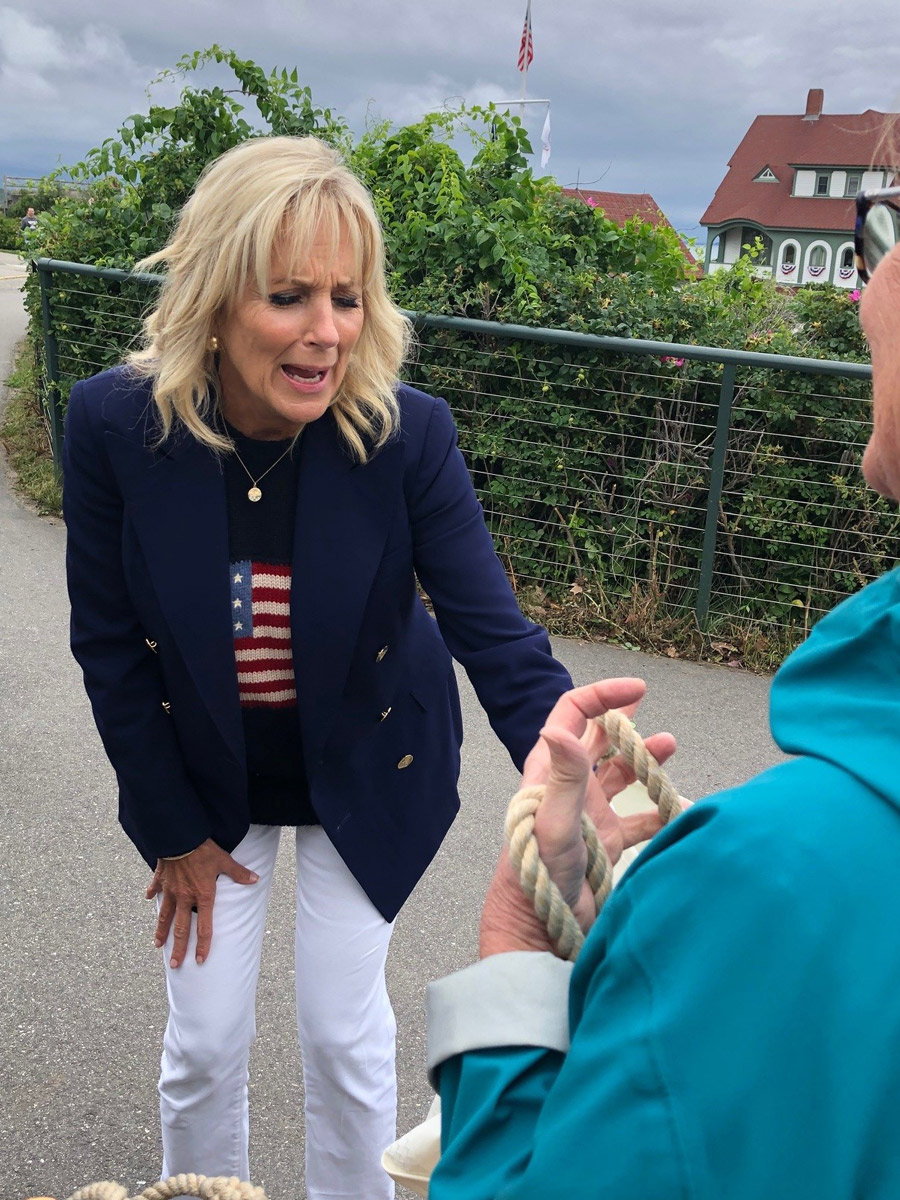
top-left (479, 678), bottom-right (677, 958)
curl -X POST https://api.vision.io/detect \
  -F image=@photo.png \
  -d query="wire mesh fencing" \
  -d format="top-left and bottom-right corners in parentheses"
top-left (31, 257), bottom-right (888, 656)
top-left (403, 317), bottom-right (881, 649)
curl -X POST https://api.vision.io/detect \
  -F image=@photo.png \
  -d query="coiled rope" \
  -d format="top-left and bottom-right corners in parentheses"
top-left (56, 1175), bottom-right (268, 1200)
top-left (505, 708), bottom-right (686, 961)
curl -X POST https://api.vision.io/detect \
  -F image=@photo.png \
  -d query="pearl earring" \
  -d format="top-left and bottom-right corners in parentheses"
top-left (208, 336), bottom-right (219, 353)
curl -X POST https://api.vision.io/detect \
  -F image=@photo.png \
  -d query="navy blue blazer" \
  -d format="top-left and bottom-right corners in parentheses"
top-left (63, 367), bottom-right (572, 920)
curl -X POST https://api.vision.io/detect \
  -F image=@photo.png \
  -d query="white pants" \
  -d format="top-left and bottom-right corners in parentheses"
top-left (158, 824), bottom-right (397, 1199)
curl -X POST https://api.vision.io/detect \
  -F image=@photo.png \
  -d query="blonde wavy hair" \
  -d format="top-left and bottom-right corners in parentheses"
top-left (128, 135), bottom-right (411, 462)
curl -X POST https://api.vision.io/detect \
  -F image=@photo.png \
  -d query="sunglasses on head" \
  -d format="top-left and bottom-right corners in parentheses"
top-left (855, 187), bottom-right (900, 284)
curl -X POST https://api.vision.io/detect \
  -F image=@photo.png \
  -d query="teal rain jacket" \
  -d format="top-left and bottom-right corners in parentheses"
top-left (428, 568), bottom-right (900, 1199)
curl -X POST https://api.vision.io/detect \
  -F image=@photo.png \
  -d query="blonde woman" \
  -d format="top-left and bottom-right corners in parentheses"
top-left (62, 136), bottom-right (574, 1198)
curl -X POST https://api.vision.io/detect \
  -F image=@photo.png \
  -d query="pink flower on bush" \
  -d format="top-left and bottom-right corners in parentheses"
top-left (849, 289), bottom-right (861, 302)
top-left (661, 356), bottom-right (685, 366)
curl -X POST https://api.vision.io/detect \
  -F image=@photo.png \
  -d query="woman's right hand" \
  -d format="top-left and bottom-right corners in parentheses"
top-left (146, 838), bottom-right (259, 967)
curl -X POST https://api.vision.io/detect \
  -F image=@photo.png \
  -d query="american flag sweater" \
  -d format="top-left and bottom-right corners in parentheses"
top-left (231, 561), bottom-right (295, 707)
top-left (223, 424), bottom-right (316, 826)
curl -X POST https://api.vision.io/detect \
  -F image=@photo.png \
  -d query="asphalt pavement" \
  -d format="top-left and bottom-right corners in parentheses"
top-left (0, 253), bottom-right (784, 1200)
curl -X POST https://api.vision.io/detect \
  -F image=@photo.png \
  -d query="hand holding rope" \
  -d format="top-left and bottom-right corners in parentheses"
top-left (505, 707), bottom-right (687, 961)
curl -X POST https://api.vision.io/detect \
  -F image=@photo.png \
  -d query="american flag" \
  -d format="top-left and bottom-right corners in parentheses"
top-left (230, 560), bottom-right (297, 708)
top-left (517, 1), bottom-right (533, 72)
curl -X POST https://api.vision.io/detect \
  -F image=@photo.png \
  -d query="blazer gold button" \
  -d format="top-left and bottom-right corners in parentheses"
top-left (397, 754), bottom-right (414, 769)
top-left (376, 645), bottom-right (389, 663)
top-left (380, 707), bottom-right (392, 721)
top-left (145, 638), bottom-right (158, 653)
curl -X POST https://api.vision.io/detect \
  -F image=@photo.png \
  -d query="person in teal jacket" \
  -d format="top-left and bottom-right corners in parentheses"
top-left (424, 189), bottom-right (900, 1198)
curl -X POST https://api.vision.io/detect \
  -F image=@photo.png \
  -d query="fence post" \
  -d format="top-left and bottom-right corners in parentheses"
top-left (36, 261), bottom-right (65, 475)
top-left (695, 362), bottom-right (737, 629)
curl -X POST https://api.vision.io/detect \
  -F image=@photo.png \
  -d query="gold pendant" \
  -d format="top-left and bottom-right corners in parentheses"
top-left (248, 486), bottom-right (262, 502)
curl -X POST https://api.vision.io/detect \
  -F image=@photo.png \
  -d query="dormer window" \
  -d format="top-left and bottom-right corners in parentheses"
top-left (754, 166), bottom-right (779, 183)
top-left (845, 172), bottom-right (862, 197)
top-left (815, 173), bottom-right (829, 196)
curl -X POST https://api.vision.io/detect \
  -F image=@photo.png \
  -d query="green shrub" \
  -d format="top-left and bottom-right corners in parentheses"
top-left (0, 216), bottom-right (23, 252)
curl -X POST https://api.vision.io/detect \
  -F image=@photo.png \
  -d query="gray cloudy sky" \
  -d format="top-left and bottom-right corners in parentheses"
top-left (1, 0), bottom-right (897, 243)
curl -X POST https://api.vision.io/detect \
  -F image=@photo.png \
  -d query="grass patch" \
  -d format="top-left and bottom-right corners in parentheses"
top-left (515, 579), bottom-right (795, 675)
top-left (1, 340), bottom-right (63, 516)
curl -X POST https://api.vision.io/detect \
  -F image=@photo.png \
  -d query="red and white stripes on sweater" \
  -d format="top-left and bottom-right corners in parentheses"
top-left (230, 560), bottom-right (297, 708)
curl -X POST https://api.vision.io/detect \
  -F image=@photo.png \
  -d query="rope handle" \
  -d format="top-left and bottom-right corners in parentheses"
top-left (505, 709), bottom-right (687, 961)
top-left (54, 1175), bottom-right (269, 1200)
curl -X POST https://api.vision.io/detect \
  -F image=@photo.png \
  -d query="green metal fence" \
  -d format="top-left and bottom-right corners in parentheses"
top-left (31, 257), bottom-right (887, 649)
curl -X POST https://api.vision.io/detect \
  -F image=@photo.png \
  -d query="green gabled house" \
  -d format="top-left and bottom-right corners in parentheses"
top-left (701, 89), bottom-right (899, 288)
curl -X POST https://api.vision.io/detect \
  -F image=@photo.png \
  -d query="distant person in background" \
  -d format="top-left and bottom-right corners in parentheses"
top-left (423, 183), bottom-right (900, 1199)
top-left (19, 207), bottom-right (37, 231)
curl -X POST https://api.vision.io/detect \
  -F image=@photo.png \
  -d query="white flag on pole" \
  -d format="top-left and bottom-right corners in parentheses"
top-left (540, 108), bottom-right (551, 167)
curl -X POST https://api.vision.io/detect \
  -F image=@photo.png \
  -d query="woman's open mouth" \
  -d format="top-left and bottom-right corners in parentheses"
top-left (281, 364), bottom-right (331, 391)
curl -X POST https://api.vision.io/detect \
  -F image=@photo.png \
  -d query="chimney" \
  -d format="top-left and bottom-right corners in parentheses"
top-left (803, 88), bottom-right (824, 121)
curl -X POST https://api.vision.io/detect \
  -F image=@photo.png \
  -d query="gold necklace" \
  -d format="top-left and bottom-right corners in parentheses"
top-left (230, 436), bottom-right (300, 502)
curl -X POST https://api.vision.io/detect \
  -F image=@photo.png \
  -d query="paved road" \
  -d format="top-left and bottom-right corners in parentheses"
top-left (0, 256), bottom-right (783, 1200)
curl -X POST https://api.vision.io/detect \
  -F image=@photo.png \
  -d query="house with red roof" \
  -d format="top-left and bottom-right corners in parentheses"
top-left (700, 89), bottom-right (898, 288)
top-left (561, 188), bottom-right (696, 265)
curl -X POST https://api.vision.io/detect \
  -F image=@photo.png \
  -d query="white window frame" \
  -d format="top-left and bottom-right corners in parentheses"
top-left (803, 240), bottom-right (832, 283)
top-left (844, 172), bottom-right (863, 197)
top-left (834, 241), bottom-right (857, 287)
top-left (777, 239), bottom-right (801, 281)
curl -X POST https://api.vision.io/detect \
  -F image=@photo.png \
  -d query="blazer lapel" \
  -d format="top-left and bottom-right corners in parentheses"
top-left (104, 428), bottom-right (245, 763)
top-left (292, 415), bottom-right (404, 773)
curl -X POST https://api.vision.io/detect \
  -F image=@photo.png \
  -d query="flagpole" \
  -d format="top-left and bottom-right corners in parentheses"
top-left (519, 0), bottom-right (531, 119)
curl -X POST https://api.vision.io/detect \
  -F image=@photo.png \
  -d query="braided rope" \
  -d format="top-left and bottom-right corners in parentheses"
top-left (505, 709), bottom-right (686, 962)
top-left (598, 709), bottom-right (683, 825)
top-left (62, 1176), bottom-right (268, 1200)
